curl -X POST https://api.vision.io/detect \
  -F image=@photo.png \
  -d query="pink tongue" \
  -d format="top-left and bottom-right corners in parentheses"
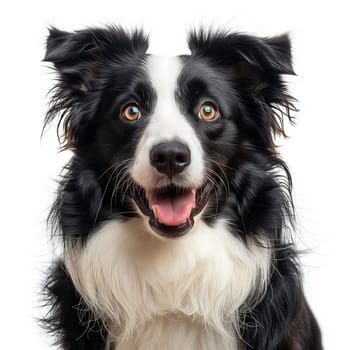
top-left (149, 190), bottom-right (196, 226)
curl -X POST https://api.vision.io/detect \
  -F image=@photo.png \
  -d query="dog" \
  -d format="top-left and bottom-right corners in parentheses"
top-left (42, 26), bottom-right (323, 349)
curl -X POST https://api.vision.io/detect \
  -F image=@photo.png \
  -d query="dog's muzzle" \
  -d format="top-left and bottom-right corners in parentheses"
top-left (130, 141), bottom-right (210, 238)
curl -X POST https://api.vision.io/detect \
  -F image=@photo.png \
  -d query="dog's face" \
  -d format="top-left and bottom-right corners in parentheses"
top-left (128, 55), bottom-right (241, 238)
top-left (44, 27), bottom-right (295, 240)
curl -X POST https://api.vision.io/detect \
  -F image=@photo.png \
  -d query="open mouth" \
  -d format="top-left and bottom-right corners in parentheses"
top-left (133, 184), bottom-right (209, 238)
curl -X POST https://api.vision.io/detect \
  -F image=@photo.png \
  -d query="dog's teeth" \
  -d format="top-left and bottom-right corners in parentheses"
top-left (187, 217), bottom-right (192, 227)
top-left (192, 188), bottom-right (196, 200)
top-left (152, 206), bottom-right (158, 219)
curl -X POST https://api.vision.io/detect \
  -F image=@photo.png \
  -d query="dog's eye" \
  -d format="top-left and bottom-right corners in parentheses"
top-left (122, 104), bottom-right (141, 121)
top-left (199, 103), bottom-right (219, 121)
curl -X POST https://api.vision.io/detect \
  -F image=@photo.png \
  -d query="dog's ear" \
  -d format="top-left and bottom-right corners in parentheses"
top-left (188, 30), bottom-right (297, 150)
top-left (43, 26), bottom-right (148, 150)
top-left (44, 26), bottom-right (148, 92)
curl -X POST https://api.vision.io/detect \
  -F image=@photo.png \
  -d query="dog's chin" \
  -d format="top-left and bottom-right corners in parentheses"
top-left (148, 214), bottom-right (194, 238)
top-left (132, 183), bottom-right (209, 239)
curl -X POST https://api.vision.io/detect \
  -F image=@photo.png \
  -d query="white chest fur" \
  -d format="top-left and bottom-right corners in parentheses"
top-left (65, 218), bottom-right (270, 350)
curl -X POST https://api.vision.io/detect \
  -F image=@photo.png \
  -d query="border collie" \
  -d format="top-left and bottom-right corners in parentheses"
top-left (42, 26), bottom-right (323, 349)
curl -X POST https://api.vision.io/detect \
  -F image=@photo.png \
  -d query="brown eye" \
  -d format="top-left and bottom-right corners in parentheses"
top-left (122, 104), bottom-right (141, 121)
top-left (199, 103), bottom-right (219, 121)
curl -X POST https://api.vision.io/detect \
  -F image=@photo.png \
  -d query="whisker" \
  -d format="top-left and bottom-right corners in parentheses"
top-left (206, 164), bottom-right (230, 201)
top-left (93, 158), bottom-right (134, 225)
top-left (109, 163), bottom-right (131, 212)
top-left (93, 166), bottom-right (120, 227)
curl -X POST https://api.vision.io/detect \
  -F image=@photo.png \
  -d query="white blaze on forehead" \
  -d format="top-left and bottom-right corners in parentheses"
top-left (130, 55), bottom-right (205, 189)
top-left (148, 55), bottom-right (181, 112)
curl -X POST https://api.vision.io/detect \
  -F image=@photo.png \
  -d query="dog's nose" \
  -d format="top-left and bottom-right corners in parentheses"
top-left (150, 141), bottom-right (191, 177)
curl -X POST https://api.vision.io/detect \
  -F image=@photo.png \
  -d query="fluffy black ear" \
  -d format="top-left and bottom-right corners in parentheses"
top-left (43, 26), bottom-right (149, 150)
top-left (44, 26), bottom-right (149, 91)
top-left (188, 30), bottom-right (296, 148)
top-left (188, 30), bottom-right (294, 75)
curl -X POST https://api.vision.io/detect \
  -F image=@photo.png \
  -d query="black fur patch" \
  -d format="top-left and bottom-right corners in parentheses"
top-left (42, 261), bottom-right (107, 349)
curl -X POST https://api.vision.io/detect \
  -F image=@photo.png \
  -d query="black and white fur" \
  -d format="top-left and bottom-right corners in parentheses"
top-left (42, 26), bottom-right (322, 349)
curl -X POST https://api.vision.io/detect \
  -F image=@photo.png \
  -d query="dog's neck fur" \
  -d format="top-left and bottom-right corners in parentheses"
top-left (65, 218), bottom-right (270, 350)
top-left (105, 315), bottom-right (234, 350)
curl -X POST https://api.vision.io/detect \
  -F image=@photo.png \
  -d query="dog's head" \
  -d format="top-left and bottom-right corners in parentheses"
top-left (44, 27), bottom-right (295, 240)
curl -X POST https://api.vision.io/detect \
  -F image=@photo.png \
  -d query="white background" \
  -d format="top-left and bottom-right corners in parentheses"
top-left (0, 0), bottom-right (349, 348)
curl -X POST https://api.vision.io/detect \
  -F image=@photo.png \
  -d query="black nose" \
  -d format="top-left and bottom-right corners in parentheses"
top-left (150, 141), bottom-right (191, 177)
